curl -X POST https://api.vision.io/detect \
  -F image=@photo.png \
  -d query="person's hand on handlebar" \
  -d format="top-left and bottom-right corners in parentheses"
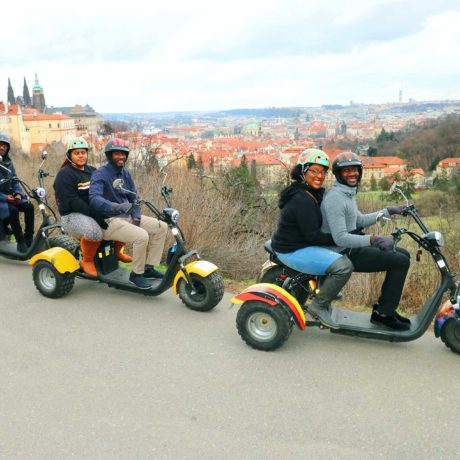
top-left (370, 235), bottom-right (395, 252)
top-left (387, 205), bottom-right (407, 216)
top-left (112, 201), bottom-right (131, 214)
top-left (6, 194), bottom-right (21, 205)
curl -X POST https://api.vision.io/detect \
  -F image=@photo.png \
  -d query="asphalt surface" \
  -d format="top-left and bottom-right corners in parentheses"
top-left (1, 258), bottom-right (460, 459)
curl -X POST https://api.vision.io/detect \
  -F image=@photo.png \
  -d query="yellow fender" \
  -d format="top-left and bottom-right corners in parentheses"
top-left (29, 247), bottom-right (80, 274)
top-left (173, 260), bottom-right (218, 295)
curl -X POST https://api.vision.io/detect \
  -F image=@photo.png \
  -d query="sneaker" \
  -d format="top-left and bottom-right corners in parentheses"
top-left (370, 310), bottom-right (410, 331)
top-left (128, 272), bottom-right (152, 290)
top-left (143, 265), bottom-right (164, 279)
top-left (17, 241), bottom-right (28, 253)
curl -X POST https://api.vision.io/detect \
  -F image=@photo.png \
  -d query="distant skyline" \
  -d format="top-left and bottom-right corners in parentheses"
top-left (1, 0), bottom-right (460, 113)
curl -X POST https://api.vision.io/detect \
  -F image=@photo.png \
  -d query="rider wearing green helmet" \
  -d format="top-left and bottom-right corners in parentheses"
top-left (271, 148), bottom-right (353, 315)
top-left (53, 136), bottom-right (108, 276)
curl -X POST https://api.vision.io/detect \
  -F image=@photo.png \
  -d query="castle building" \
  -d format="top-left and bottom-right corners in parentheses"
top-left (32, 73), bottom-right (46, 113)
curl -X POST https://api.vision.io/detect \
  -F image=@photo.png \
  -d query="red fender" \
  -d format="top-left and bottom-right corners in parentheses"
top-left (231, 283), bottom-right (306, 329)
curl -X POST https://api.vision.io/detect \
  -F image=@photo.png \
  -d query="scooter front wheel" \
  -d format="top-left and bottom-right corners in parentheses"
top-left (178, 271), bottom-right (224, 312)
top-left (33, 260), bottom-right (75, 299)
top-left (440, 319), bottom-right (460, 355)
top-left (236, 301), bottom-right (293, 351)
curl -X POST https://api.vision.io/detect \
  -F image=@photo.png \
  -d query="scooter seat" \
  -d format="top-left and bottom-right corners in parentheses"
top-left (263, 240), bottom-right (285, 266)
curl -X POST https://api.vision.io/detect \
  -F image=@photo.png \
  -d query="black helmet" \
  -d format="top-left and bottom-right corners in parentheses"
top-left (0, 133), bottom-right (11, 155)
top-left (104, 138), bottom-right (130, 162)
top-left (332, 151), bottom-right (363, 185)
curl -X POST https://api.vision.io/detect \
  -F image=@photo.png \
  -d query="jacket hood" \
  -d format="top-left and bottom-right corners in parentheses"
top-left (278, 182), bottom-right (324, 209)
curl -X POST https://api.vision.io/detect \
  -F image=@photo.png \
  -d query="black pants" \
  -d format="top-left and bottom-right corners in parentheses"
top-left (346, 247), bottom-right (410, 315)
top-left (7, 201), bottom-right (35, 243)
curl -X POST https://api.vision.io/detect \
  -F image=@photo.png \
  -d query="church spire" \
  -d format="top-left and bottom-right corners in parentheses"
top-left (23, 77), bottom-right (31, 106)
top-left (7, 78), bottom-right (15, 105)
top-left (32, 72), bottom-right (46, 113)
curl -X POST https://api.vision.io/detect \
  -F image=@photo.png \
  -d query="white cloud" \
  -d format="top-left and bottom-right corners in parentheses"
top-left (1, 0), bottom-right (459, 111)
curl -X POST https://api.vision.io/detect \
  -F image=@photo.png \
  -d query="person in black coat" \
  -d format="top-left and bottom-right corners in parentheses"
top-left (271, 149), bottom-right (353, 315)
top-left (0, 133), bottom-right (35, 252)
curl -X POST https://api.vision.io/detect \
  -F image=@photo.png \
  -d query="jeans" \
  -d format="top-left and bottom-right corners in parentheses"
top-left (276, 246), bottom-right (342, 276)
top-left (346, 246), bottom-right (410, 315)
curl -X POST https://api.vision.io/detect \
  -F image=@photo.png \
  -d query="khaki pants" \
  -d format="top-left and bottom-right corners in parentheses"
top-left (103, 216), bottom-right (168, 274)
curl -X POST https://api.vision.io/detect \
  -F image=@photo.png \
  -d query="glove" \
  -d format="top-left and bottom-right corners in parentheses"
top-left (111, 202), bottom-right (131, 214)
top-left (131, 217), bottom-right (141, 227)
top-left (371, 235), bottom-right (394, 252)
top-left (386, 205), bottom-right (406, 216)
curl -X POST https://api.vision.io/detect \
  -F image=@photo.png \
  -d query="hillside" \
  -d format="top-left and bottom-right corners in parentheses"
top-left (369, 114), bottom-right (460, 170)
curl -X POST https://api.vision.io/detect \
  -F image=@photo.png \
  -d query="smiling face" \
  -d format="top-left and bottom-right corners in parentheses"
top-left (111, 150), bottom-right (128, 168)
top-left (69, 148), bottom-right (88, 169)
top-left (304, 164), bottom-right (327, 189)
top-left (339, 166), bottom-right (360, 187)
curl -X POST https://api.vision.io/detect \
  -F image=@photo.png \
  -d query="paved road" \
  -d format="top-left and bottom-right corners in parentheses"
top-left (1, 258), bottom-right (459, 459)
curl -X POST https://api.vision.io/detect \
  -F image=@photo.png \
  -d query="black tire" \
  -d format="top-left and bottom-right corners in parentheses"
top-left (48, 235), bottom-right (80, 258)
top-left (32, 260), bottom-right (75, 298)
top-left (236, 300), bottom-right (293, 351)
top-left (440, 319), bottom-right (460, 355)
top-left (259, 266), bottom-right (309, 306)
top-left (178, 271), bottom-right (224, 312)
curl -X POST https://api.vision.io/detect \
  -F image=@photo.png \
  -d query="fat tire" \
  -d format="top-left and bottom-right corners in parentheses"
top-left (178, 271), bottom-right (224, 312)
top-left (259, 266), bottom-right (308, 305)
top-left (48, 235), bottom-right (80, 258)
top-left (440, 319), bottom-right (460, 355)
top-left (32, 260), bottom-right (75, 299)
top-left (236, 300), bottom-right (293, 351)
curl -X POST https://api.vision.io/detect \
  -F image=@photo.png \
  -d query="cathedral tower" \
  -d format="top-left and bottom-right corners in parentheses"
top-left (23, 77), bottom-right (31, 106)
top-left (7, 78), bottom-right (15, 105)
top-left (32, 73), bottom-right (46, 113)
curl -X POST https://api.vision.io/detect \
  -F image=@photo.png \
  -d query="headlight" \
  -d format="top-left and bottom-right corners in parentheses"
top-left (164, 208), bottom-right (180, 224)
top-left (36, 187), bottom-right (46, 198)
top-left (423, 231), bottom-right (445, 247)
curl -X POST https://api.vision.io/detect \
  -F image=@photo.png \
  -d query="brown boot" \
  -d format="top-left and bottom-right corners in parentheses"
top-left (114, 241), bottom-right (132, 263)
top-left (80, 238), bottom-right (101, 277)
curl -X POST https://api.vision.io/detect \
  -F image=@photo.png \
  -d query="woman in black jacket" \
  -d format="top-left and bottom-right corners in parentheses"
top-left (271, 149), bottom-right (353, 315)
top-left (53, 138), bottom-right (109, 276)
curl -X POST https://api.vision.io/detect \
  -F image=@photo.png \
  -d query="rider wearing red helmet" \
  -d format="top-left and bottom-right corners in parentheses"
top-left (89, 138), bottom-right (168, 289)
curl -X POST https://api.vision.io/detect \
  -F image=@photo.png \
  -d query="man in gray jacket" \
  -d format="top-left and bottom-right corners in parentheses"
top-left (321, 152), bottom-right (410, 331)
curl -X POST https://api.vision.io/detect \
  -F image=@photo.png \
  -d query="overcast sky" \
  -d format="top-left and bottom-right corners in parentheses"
top-left (1, 0), bottom-right (459, 113)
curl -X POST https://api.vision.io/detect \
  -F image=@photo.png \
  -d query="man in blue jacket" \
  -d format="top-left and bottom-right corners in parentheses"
top-left (89, 138), bottom-right (167, 289)
top-left (0, 133), bottom-right (34, 252)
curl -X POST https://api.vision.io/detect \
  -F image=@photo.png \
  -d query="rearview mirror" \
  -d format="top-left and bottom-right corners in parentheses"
top-left (113, 178), bottom-right (124, 189)
top-left (389, 181), bottom-right (398, 194)
top-left (41, 150), bottom-right (48, 160)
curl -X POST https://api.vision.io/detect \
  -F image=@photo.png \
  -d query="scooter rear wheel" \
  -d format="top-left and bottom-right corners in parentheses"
top-left (236, 300), bottom-right (293, 351)
top-left (33, 260), bottom-right (75, 299)
top-left (440, 319), bottom-right (460, 355)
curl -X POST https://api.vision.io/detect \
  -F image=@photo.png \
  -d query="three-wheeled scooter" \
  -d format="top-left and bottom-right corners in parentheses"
top-left (29, 176), bottom-right (225, 312)
top-left (0, 151), bottom-right (69, 260)
top-left (231, 183), bottom-right (460, 352)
